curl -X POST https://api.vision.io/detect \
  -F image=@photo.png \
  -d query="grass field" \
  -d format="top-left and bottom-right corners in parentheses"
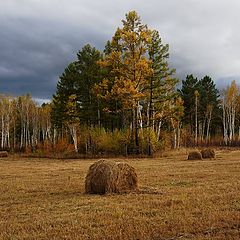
top-left (0, 150), bottom-right (239, 240)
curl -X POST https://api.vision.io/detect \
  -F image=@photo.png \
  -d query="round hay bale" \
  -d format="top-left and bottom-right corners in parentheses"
top-left (85, 159), bottom-right (138, 194)
top-left (115, 162), bottom-right (138, 193)
top-left (201, 149), bottom-right (215, 158)
top-left (188, 151), bottom-right (202, 160)
top-left (0, 151), bottom-right (8, 158)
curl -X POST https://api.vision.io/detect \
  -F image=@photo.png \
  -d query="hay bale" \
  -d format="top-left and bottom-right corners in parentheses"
top-left (85, 160), bottom-right (118, 194)
top-left (85, 159), bottom-right (138, 194)
top-left (188, 151), bottom-right (202, 160)
top-left (0, 151), bottom-right (8, 158)
top-left (201, 149), bottom-right (215, 158)
top-left (115, 162), bottom-right (138, 193)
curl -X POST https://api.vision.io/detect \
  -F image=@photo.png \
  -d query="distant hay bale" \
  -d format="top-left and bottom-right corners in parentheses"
top-left (85, 159), bottom-right (138, 194)
top-left (0, 151), bottom-right (8, 158)
top-left (201, 149), bottom-right (215, 158)
top-left (188, 151), bottom-right (202, 160)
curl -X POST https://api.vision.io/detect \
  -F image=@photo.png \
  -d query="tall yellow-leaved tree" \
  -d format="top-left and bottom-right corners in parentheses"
top-left (98, 11), bottom-right (153, 152)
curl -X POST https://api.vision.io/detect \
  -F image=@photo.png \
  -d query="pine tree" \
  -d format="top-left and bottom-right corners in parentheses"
top-left (179, 74), bottom-right (199, 133)
top-left (76, 44), bottom-right (103, 126)
top-left (51, 62), bottom-right (79, 131)
top-left (180, 75), bottom-right (220, 142)
top-left (146, 29), bottom-right (178, 154)
top-left (197, 76), bottom-right (220, 141)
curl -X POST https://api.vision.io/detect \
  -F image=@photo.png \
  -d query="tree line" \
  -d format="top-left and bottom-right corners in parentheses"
top-left (1, 11), bottom-right (240, 156)
top-left (0, 94), bottom-right (51, 151)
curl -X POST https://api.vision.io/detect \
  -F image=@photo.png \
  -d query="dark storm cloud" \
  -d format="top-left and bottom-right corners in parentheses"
top-left (0, 0), bottom-right (108, 100)
top-left (1, 0), bottom-right (240, 100)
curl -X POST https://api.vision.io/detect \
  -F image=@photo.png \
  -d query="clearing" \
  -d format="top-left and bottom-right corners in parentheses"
top-left (0, 150), bottom-right (239, 239)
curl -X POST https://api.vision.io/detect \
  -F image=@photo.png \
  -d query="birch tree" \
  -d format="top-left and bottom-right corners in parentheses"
top-left (65, 94), bottom-right (79, 153)
top-left (0, 96), bottom-right (13, 149)
top-left (222, 80), bottom-right (239, 144)
top-left (170, 97), bottom-right (184, 149)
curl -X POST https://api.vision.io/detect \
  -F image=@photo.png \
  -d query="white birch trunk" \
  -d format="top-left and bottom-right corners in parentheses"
top-left (157, 120), bottom-right (162, 141)
top-left (69, 124), bottom-right (78, 153)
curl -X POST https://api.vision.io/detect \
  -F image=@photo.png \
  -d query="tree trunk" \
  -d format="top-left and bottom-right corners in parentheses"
top-left (1, 116), bottom-right (4, 149)
top-left (134, 105), bottom-right (139, 153)
top-left (69, 124), bottom-right (78, 153)
top-left (223, 102), bottom-right (228, 145)
top-left (97, 101), bottom-right (101, 127)
top-left (177, 122), bottom-right (181, 149)
top-left (195, 92), bottom-right (198, 145)
top-left (157, 120), bottom-right (162, 141)
top-left (206, 109), bottom-right (212, 142)
top-left (173, 128), bottom-right (177, 149)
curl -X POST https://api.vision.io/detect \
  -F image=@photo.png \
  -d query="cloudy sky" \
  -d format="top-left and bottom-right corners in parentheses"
top-left (1, 0), bottom-right (240, 101)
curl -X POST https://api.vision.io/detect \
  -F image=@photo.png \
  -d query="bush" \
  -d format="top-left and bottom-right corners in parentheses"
top-left (91, 128), bottom-right (130, 155)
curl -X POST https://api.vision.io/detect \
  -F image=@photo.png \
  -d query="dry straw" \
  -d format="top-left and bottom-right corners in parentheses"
top-left (201, 149), bottom-right (215, 158)
top-left (0, 151), bottom-right (8, 158)
top-left (85, 159), bottom-right (138, 194)
top-left (188, 151), bottom-right (202, 160)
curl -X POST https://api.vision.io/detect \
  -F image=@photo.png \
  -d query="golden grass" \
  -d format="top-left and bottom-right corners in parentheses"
top-left (0, 150), bottom-right (240, 239)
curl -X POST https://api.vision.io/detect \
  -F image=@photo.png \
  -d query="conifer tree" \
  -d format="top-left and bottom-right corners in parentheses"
top-left (146, 30), bottom-right (178, 154)
top-left (198, 76), bottom-right (220, 141)
top-left (98, 11), bottom-right (152, 152)
top-left (180, 75), bottom-right (220, 142)
top-left (51, 62), bottom-right (79, 131)
top-left (179, 74), bottom-right (199, 133)
top-left (76, 44), bottom-right (103, 125)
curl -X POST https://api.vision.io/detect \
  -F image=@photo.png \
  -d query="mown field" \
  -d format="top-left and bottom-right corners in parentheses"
top-left (0, 150), bottom-right (239, 240)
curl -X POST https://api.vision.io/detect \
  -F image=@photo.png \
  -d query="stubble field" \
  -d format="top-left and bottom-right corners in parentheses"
top-left (0, 150), bottom-right (239, 239)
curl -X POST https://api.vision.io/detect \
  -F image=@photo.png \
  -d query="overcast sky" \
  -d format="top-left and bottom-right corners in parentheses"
top-left (1, 0), bottom-right (240, 101)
